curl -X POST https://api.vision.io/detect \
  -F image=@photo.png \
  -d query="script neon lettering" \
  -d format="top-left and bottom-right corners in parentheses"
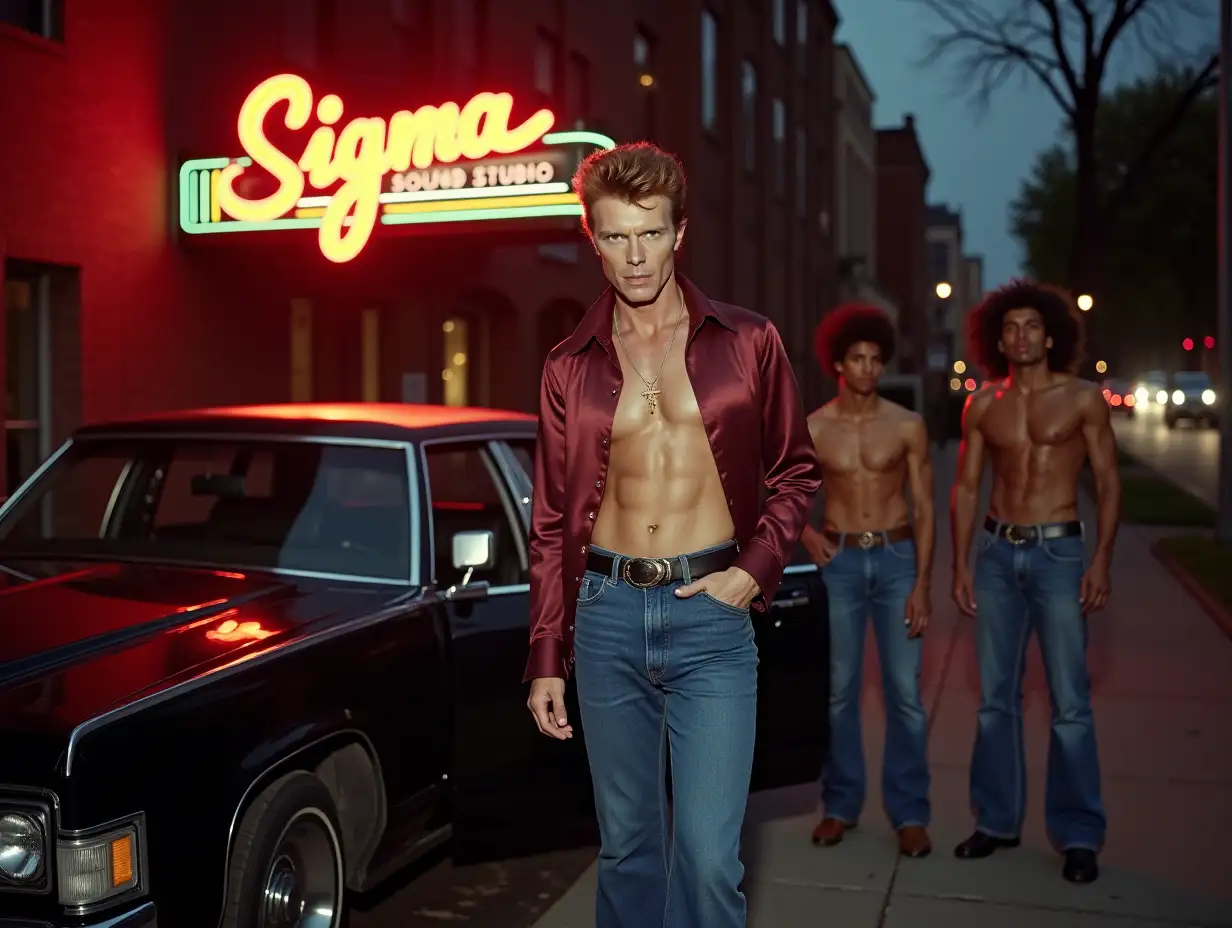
top-left (217, 74), bottom-right (556, 263)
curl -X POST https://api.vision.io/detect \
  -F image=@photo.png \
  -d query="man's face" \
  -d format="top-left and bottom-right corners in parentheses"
top-left (836, 341), bottom-right (883, 394)
top-left (589, 195), bottom-right (686, 304)
top-left (998, 307), bottom-right (1052, 367)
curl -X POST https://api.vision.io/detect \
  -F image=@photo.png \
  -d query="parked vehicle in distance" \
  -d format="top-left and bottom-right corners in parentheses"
top-left (1164, 370), bottom-right (1220, 429)
top-left (0, 403), bottom-right (828, 927)
top-left (1100, 378), bottom-right (1136, 417)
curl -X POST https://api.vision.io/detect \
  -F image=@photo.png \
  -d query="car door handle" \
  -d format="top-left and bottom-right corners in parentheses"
top-left (446, 581), bottom-right (491, 603)
top-left (772, 590), bottom-right (811, 609)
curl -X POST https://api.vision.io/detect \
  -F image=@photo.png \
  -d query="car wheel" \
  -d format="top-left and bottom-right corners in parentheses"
top-left (222, 771), bottom-right (348, 928)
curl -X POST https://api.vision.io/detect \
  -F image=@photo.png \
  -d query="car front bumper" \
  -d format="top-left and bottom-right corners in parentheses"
top-left (0, 901), bottom-right (155, 928)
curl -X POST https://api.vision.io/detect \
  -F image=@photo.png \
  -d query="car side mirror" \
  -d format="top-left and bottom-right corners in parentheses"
top-left (452, 529), bottom-right (495, 584)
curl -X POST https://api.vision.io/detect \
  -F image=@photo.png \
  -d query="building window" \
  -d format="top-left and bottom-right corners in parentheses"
top-left (534, 29), bottom-right (557, 95)
top-left (451, 0), bottom-right (478, 82)
top-left (441, 317), bottom-right (469, 407)
top-left (566, 52), bottom-right (591, 126)
top-left (741, 61), bottom-right (757, 172)
top-left (3, 268), bottom-right (50, 499)
top-left (389, 0), bottom-right (432, 77)
top-left (634, 26), bottom-right (657, 137)
top-left (796, 0), bottom-right (808, 73)
top-left (0, 0), bottom-right (63, 41)
top-left (795, 127), bottom-right (807, 217)
top-left (701, 9), bottom-right (718, 132)
top-left (772, 0), bottom-right (785, 45)
top-left (772, 97), bottom-right (786, 197)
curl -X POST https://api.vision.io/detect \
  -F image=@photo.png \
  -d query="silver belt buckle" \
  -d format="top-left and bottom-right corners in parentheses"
top-left (622, 557), bottom-right (672, 589)
top-left (1004, 524), bottom-right (1027, 545)
top-left (857, 531), bottom-right (875, 550)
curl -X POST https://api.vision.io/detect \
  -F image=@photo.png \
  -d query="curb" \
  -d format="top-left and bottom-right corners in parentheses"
top-left (1149, 540), bottom-right (1232, 643)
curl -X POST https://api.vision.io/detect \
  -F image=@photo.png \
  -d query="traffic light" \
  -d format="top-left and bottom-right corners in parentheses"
top-left (1205, 336), bottom-right (1216, 349)
top-left (1183, 338), bottom-right (1194, 351)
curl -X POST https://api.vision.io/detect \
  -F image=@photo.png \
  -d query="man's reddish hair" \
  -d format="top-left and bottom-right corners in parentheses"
top-left (572, 142), bottom-right (688, 237)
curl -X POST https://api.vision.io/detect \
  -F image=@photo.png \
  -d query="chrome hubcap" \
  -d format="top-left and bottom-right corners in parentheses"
top-left (261, 810), bottom-right (340, 928)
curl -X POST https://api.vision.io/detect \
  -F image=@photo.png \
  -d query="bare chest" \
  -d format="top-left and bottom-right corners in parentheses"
top-left (610, 335), bottom-right (702, 440)
top-left (819, 420), bottom-right (905, 476)
top-left (982, 390), bottom-right (1083, 452)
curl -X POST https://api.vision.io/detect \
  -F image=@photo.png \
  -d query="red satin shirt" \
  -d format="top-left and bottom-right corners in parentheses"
top-left (524, 275), bottom-right (822, 682)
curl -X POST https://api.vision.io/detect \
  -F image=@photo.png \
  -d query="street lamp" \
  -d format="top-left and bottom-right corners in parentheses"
top-left (1095, 360), bottom-right (1107, 373)
top-left (935, 282), bottom-right (952, 299)
top-left (1077, 294), bottom-right (1094, 312)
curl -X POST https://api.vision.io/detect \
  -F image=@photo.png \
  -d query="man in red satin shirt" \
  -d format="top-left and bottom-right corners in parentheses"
top-left (524, 142), bottom-right (821, 928)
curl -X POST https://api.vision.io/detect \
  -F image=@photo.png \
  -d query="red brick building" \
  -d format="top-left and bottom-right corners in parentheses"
top-left (875, 114), bottom-right (931, 374)
top-left (0, 0), bottom-right (838, 494)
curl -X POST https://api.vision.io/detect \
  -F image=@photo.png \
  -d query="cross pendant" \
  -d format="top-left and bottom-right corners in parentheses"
top-left (641, 386), bottom-right (660, 414)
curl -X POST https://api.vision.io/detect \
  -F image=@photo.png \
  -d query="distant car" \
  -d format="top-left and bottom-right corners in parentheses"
top-left (1101, 378), bottom-right (1136, 417)
top-left (1132, 370), bottom-right (1169, 407)
top-left (0, 403), bottom-right (828, 927)
top-left (1165, 370), bottom-right (1221, 428)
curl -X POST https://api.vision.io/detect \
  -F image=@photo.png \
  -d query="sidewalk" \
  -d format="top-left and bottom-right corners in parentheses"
top-left (533, 444), bottom-right (1232, 927)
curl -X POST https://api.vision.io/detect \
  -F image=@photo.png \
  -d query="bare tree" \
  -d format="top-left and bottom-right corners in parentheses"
top-left (912, 0), bottom-right (1218, 291)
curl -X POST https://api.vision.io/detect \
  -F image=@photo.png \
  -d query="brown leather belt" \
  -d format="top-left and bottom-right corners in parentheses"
top-left (984, 516), bottom-right (1082, 544)
top-left (585, 543), bottom-right (738, 589)
top-left (823, 525), bottom-right (915, 550)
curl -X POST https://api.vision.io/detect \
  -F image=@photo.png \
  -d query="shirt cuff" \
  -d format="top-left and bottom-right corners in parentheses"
top-left (733, 539), bottom-right (784, 613)
top-left (523, 635), bottom-right (569, 682)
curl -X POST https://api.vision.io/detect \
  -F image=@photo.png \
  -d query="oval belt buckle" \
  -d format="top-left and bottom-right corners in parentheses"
top-left (857, 531), bottom-right (875, 550)
top-left (1004, 524), bottom-right (1026, 545)
top-left (623, 557), bottom-right (670, 589)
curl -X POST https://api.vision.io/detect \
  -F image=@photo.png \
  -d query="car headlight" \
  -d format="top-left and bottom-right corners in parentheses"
top-left (1202, 389), bottom-right (1216, 405)
top-left (1135, 387), bottom-right (1148, 403)
top-left (1172, 390), bottom-right (1185, 405)
top-left (1156, 389), bottom-right (1168, 404)
top-left (57, 819), bottom-right (143, 909)
top-left (0, 811), bottom-right (45, 884)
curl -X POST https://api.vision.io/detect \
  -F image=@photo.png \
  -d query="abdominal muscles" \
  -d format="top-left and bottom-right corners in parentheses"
top-left (592, 422), bottom-right (736, 558)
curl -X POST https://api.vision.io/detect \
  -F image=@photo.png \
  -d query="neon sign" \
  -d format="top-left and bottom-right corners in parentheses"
top-left (178, 74), bottom-right (616, 262)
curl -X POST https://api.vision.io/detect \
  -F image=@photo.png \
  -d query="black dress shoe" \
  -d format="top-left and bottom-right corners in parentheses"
top-left (1062, 848), bottom-right (1099, 883)
top-left (953, 830), bottom-right (1021, 859)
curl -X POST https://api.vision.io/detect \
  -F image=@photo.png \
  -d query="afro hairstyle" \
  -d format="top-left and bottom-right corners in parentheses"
top-left (814, 303), bottom-right (896, 378)
top-left (965, 278), bottom-right (1085, 378)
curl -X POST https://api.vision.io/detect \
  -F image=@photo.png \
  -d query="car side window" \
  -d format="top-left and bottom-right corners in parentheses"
top-left (424, 442), bottom-right (528, 589)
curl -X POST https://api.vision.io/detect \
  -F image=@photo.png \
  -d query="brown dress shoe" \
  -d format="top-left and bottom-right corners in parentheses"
top-left (811, 817), bottom-right (854, 846)
top-left (897, 826), bottom-right (932, 858)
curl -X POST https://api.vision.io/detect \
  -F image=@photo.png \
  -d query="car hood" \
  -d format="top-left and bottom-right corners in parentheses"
top-left (0, 558), bottom-right (385, 779)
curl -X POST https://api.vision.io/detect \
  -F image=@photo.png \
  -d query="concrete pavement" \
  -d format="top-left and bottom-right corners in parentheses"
top-left (533, 443), bottom-right (1232, 927)
top-left (1113, 410), bottom-right (1219, 506)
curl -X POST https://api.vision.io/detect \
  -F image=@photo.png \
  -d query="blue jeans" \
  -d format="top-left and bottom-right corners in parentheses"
top-left (969, 524), bottom-right (1106, 851)
top-left (573, 541), bottom-right (757, 928)
top-left (820, 534), bottom-right (930, 828)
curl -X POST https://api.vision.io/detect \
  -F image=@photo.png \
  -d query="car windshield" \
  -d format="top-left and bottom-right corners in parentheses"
top-left (0, 436), bottom-right (411, 581)
top-left (1174, 371), bottom-right (1211, 390)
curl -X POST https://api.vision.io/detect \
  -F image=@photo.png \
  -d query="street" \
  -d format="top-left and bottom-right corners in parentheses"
top-left (1112, 406), bottom-right (1220, 506)
top-left (350, 845), bottom-right (597, 928)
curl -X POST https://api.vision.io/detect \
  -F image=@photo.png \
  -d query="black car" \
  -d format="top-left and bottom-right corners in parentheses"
top-left (0, 403), bottom-right (828, 927)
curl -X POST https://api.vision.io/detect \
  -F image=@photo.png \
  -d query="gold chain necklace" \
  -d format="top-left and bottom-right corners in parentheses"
top-left (613, 285), bottom-right (686, 415)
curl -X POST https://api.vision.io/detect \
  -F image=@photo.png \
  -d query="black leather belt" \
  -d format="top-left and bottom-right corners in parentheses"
top-left (585, 544), bottom-right (738, 589)
top-left (824, 524), bottom-right (914, 550)
top-left (984, 516), bottom-right (1082, 544)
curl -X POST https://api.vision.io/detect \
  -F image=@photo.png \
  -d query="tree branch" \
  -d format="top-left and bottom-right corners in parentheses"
top-left (1032, 0), bottom-right (1082, 99)
top-left (914, 0), bottom-right (1078, 117)
top-left (1101, 54), bottom-right (1220, 222)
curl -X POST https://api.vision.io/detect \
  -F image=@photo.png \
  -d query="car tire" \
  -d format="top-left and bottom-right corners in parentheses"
top-left (222, 771), bottom-right (348, 928)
